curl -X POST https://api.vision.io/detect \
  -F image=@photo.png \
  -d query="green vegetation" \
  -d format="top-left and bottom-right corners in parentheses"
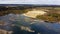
top-left (0, 10), bottom-right (28, 16)
top-left (36, 7), bottom-right (60, 22)
top-left (36, 13), bottom-right (60, 22)
top-left (0, 6), bottom-right (60, 23)
top-left (0, 6), bottom-right (28, 16)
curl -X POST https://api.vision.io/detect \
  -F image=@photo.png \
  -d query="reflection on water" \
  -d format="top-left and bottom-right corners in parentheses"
top-left (0, 13), bottom-right (60, 34)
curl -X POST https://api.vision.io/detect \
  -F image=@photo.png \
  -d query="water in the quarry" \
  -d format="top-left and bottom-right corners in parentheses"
top-left (0, 13), bottom-right (60, 34)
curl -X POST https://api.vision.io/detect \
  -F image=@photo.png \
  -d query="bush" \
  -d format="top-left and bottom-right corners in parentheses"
top-left (36, 13), bottom-right (60, 22)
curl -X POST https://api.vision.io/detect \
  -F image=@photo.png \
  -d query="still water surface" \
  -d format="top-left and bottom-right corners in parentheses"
top-left (0, 13), bottom-right (60, 34)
